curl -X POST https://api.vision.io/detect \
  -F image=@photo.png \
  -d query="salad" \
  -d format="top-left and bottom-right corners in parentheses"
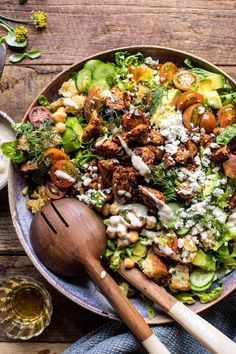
top-left (2, 51), bottom-right (236, 310)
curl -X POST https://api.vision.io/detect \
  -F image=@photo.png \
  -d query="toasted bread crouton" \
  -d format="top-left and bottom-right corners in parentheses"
top-left (169, 264), bottom-right (191, 291)
top-left (142, 251), bottom-right (168, 281)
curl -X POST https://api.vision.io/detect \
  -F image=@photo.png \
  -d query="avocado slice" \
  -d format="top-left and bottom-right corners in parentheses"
top-left (199, 74), bottom-right (225, 91)
top-left (62, 117), bottom-right (84, 153)
top-left (204, 90), bottom-right (222, 109)
top-left (192, 249), bottom-right (216, 271)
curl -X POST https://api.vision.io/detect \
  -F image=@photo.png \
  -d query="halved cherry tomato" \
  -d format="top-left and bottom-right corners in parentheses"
top-left (183, 103), bottom-right (205, 130)
top-left (45, 181), bottom-right (67, 200)
top-left (218, 104), bottom-right (236, 127)
top-left (44, 148), bottom-right (68, 164)
top-left (129, 64), bottom-right (153, 82)
top-left (50, 160), bottom-right (77, 188)
top-left (159, 61), bottom-right (178, 83)
top-left (173, 70), bottom-right (200, 91)
top-left (200, 111), bottom-right (216, 133)
top-left (28, 106), bottom-right (52, 127)
top-left (176, 90), bottom-right (204, 111)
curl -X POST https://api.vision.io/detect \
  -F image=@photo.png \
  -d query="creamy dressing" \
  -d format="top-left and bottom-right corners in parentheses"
top-left (95, 134), bottom-right (108, 147)
top-left (54, 170), bottom-right (76, 183)
top-left (118, 137), bottom-right (151, 181)
top-left (139, 186), bottom-right (173, 225)
top-left (63, 98), bottom-right (79, 109)
top-left (125, 212), bottom-right (143, 228)
top-left (119, 203), bottom-right (148, 218)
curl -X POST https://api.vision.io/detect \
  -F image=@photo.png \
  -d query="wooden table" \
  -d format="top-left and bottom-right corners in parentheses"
top-left (0, 1), bottom-right (235, 353)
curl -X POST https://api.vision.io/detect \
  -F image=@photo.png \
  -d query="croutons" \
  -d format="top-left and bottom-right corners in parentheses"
top-left (169, 264), bottom-right (191, 291)
top-left (142, 251), bottom-right (168, 281)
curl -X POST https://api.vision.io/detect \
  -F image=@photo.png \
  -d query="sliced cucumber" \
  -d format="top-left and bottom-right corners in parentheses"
top-left (84, 59), bottom-right (103, 73)
top-left (90, 79), bottom-right (110, 91)
top-left (190, 268), bottom-right (214, 288)
top-left (93, 63), bottom-right (116, 80)
top-left (76, 68), bottom-right (92, 93)
top-left (191, 282), bottom-right (213, 292)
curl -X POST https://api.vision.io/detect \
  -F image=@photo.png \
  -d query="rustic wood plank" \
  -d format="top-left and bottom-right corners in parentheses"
top-left (0, 255), bottom-right (107, 342)
top-left (0, 342), bottom-right (69, 354)
top-left (0, 1), bottom-right (235, 65)
top-left (0, 65), bottom-right (235, 123)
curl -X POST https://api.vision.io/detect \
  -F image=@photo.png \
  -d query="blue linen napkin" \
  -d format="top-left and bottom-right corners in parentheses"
top-left (63, 292), bottom-right (235, 354)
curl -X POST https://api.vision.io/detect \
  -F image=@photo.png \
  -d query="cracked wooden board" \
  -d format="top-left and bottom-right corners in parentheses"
top-left (0, 343), bottom-right (69, 354)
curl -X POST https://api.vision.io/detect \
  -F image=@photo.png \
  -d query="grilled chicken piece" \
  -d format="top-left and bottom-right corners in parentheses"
top-left (223, 153), bottom-right (236, 178)
top-left (174, 144), bottom-right (193, 165)
top-left (186, 140), bottom-right (198, 158)
top-left (105, 87), bottom-right (131, 111)
top-left (138, 185), bottom-right (165, 208)
top-left (98, 158), bottom-right (119, 186)
top-left (121, 110), bottom-right (148, 131)
top-left (93, 138), bottom-right (120, 157)
top-left (112, 166), bottom-right (133, 197)
top-left (82, 110), bottom-right (102, 141)
top-left (84, 87), bottom-right (104, 121)
top-left (127, 124), bottom-right (149, 145)
top-left (133, 146), bottom-right (156, 167)
top-left (163, 153), bottom-right (176, 168)
top-left (149, 130), bottom-right (165, 146)
top-left (211, 145), bottom-right (230, 163)
top-left (229, 191), bottom-right (236, 209)
top-left (176, 182), bottom-right (195, 201)
top-left (228, 137), bottom-right (236, 152)
top-left (20, 160), bottom-right (38, 172)
top-left (200, 134), bottom-right (214, 147)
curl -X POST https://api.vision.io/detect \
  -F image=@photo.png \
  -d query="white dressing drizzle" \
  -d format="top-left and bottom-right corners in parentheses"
top-left (54, 170), bottom-right (76, 183)
top-left (95, 134), bottom-right (108, 147)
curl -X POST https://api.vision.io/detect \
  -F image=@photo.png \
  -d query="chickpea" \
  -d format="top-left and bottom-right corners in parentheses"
top-left (146, 216), bottom-right (157, 229)
top-left (21, 186), bottom-right (28, 196)
top-left (106, 230), bottom-right (116, 239)
top-left (124, 258), bottom-right (135, 269)
top-left (117, 239), bottom-right (128, 248)
top-left (110, 203), bottom-right (120, 216)
top-left (127, 231), bottom-right (139, 244)
top-left (102, 203), bottom-right (111, 216)
top-left (52, 110), bottom-right (67, 123)
top-left (54, 122), bottom-right (66, 133)
top-left (57, 106), bottom-right (66, 113)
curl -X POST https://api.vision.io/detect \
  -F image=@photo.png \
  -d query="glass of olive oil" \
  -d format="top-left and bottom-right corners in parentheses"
top-left (0, 277), bottom-right (52, 340)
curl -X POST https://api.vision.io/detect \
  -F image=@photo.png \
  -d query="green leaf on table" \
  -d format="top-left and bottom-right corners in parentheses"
top-left (9, 53), bottom-right (25, 63)
top-left (27, 49), bottom-right (41, 59)
top-left (5, 31), bottom-right (27, 48)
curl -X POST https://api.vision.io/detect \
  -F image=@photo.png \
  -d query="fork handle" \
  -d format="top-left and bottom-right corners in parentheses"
top-left (118, 264), bottom-right (236, 354)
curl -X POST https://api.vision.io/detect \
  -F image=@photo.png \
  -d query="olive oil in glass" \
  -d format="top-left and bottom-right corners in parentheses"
top-left (0, 277), bottom-right (52, 339)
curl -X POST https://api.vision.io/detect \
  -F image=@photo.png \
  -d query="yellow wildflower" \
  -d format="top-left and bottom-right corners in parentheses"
top-left (14, 25), bottom-right (28, 43)
top-left (31, 11), bottom-right (47, 29)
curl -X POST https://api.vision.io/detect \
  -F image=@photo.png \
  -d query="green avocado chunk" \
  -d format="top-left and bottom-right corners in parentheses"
top-left (192, 249), bottom-right (216, 271)
top-left (62, 117), bottom-right (83, 153)
top-left (204, 90), bottom-right (222, 109)
top-left (199, 74), bottom-right (225, 91)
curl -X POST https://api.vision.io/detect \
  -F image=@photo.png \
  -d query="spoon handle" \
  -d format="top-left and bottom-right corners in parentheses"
top-left (85, 258), bottom-right (171, 354)
top-left (118, 264), bottom-right (236, 354)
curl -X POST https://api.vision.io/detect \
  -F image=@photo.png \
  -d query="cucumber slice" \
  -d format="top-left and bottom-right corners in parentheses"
top-left (76, 68), bottom-right (92, 93)
top-left (90, 79), bottom-right (110, 91)
top-left (191, 282), bottom-right (213, 292)
top-left (84, 59), bottom-right (103, 73)
top-left (190, 268), bottom-right (214, 288)
top-left (93, 63), bottom-right (115, 80)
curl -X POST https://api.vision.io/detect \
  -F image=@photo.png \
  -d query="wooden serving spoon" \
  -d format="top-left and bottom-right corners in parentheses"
top-left (30, 198), bottom-right (170, 354)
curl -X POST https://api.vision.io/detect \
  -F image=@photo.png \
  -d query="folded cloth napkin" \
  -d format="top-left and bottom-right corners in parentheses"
top-left (63, 292), bottom-right (236, 354)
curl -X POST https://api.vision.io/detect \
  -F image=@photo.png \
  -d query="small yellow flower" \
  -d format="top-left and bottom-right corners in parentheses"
top-left (14, 25), bottom-right (28, 43)
top-left (31, 10), bottom-right (47, 29)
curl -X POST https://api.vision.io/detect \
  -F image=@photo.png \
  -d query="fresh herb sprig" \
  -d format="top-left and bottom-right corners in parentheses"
top-left (151, 163), bottom-right (179, 202)
top-left (9, 49), bottom-right (41, 63)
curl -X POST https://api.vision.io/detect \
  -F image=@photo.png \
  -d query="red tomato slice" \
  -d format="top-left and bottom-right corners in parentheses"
top-left (44, 148), bottom-right (68, 164)
top-left (28, 106), bottom-right (52, 127)
top-left (173, 71), bottom-right (200, 91)
top-left (200, 111), bottom-right (216, 133)
top-left (218, 104), bottom-right (236, 128)
top-left (49, 160), bottom-right (77, 188)
top-left (45, 181), bottom-right (67, 200)
top-left (176, 90), bottom-right (204, 111)
top-left (183, 103), bottom-right (205, 130)
top-left (159, 61), bottom-right (178, 83)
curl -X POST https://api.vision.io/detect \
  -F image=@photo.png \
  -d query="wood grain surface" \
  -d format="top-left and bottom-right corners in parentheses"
top-left (0, 1), bottom-right (235, 353)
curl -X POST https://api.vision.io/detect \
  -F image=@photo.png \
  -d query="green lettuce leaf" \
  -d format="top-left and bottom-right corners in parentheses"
top-left (192, 283), bottom-right (223, 304)
top-left (1, 141), bottom-right (24, 163)
top-left (176, 292), bottom-right (196, 304)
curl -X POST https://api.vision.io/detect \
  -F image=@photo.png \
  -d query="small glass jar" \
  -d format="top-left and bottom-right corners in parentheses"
top-left (0, 276), bottom-right (53, 340)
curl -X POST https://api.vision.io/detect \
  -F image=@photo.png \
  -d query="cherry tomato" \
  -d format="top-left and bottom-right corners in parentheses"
top-left (176, 90), bottom-right (204, 111)
top-left (44, 148), bottom-right (68, 164)
top-left (28, 106), bottom-right (52, 127)
top-left (173, 70), bottom-right (200, 91)
top-left (218, 104), bottom-right (236, 128)
top-left (183, 103), bottom-right (205, 130)
top-left (159, 61), bottom-right (178, 83)
top-left (129, 64), bottom-right (153, 82)
top-left (45, 181), bottom-right (67, 200)
top-left (50, 160), bottom-right (77, 188)
top-left (200, 111), bottom-right (216, 133)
